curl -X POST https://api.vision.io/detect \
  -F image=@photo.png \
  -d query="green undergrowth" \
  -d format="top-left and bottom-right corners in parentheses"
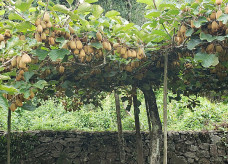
top-left (0, 91), bottom-right (227, 132)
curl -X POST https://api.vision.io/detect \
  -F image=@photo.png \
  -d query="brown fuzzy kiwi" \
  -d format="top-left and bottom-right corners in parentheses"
top-left (225, 6), bottom-right (228, 14)
top-left (98, 49), bottom-right (103, 58)
top-left (88, 46), bottom-right (94, 54)
top-left (76, 40), bottom-right (83, 49)
top-left (206, 43), bottom-right (214, 53)
top-left (69, 41), bottom-right (77, 49)
top-left (35, 18), bottom-right (41, 26)
top-left (62, 43), bottom-right (68, 49)
top-left (107, 42), bottom-right (112, 51)
top-left (30, 90), bottom-right (35, 99)
top-left (190, 20), bottom-right (195, 28)
top-left (68, 26), bottom-right (75, 34)
top-left (122, 52), bottom-right (127, 59)
top-left (11, 57), bottom-right (17, 67)
top-left (79, 49), bottom-right (86, 58)
top-left (21, 54), bottom-right (31, 63)
top-left (44, 29), bottom-right (50, 34)
top-left (113, 43), bottom-right (119, 49)
top-left (73, 49), bottom-right (80, 55)
top-left (216, 0), bottom-right (222, 5)
top-left (216, 45), bottom-right (223, 53)
top-left (180, 25), bottom-right (187, 34)
top-left (125, 65), bottom-right (132, 72)
top-left (120, 47), bottom-right (127, 55)
top-left (43, 12), bottom-right (50, 22)
top-left (132, 50), bottom-right (137, 58)
top-left (37, 25), bottom-right (43, 33)
top-left (45, 69), bottom-right (51, 76)
top-left (0, 34), bottom-right (4, 41)
top-left (40, 21), bottom-right (47, 29)
top-left (41, 32), bottom-right (47, 40)
top-left (102, 41), bottom-right (109, 50)
top-left (16, 56), bottom-right (21, 67)
top-left (19, 35), bottom-right (26, 40)
top-left (35, 33), bottom-right (42, 42)
top-left (19, 60), bottom-right (26, 69)
top-left (65, 32), bottom-right (70, 39)
top-left (46, 21), bottom-right (52, 28)
top-left (210, 12), bottom-right (216, 20)
top-left (216, 10), bottom-right (222, 19)
top-left (49, 37), bottom-right (55, 45)
top-left (19, 70), bottom-right (24, 76)
top-left (16, 99), bottom-right (23, 107)
top-left (96, 32), bottom-right (102, 41)
top-left (9, 103), bottom-right (17, 112)
top-left (212, 21), bottom-right (219, 31)
top-left (127, 50), bottom-right (132, 58)
top-left (86, 55), bottom-right (92, 62)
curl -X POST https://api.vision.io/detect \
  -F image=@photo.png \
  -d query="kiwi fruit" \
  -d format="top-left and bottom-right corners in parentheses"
top-left (44, 29), bottom-right (50, 34)
top-left (212, 21), bottom-right (219, 31)
top-left (0, 34), bottom-right (4, 41)
top-left (49, 37), bottom-right (55, 45)
top-left (11, 57), bottom-right (17, 67)
top-left (9, 103), bottom-right (17, 112)
top-left (180, 25), bottom-right (187, 34)
top-left (35, 33), bottom-right (42, 42)
top-left (216, 0), bottom-right (222, 5)
top-left (216, 45), bottom-right (223, 53)
top-left (225, 6), bottom-right (228, 14)
top-left (21, 54), bottom-right (31, 63)
top-left (41, 32), bottom-right (46, 40)
top-left (80, 49), bottom-right (86, 58)
top-left (102, 41), bottom-right (109, 50)
top-left (120, 47), bottom-right (127, 55)
top-left (30, 90), bottom-right (35, 99)
top-left (16, 99), bottom-right (23, 107)
top-left (19, 35), bottom-right (26, 40)
top-left (19, 61), bottom-right (27, 69)
top-left (86, 55), bottom-right (92, 62)
top-left (19, 70), bottom-right (25, 76)
top-left (107, 42), bottom-right (112, 51)
top-left (69, 41), bottom-right (77, 49)
top-left (210, 12), bottom-right (216, 20)
top-left (127, 50), bottom-right (132, 58)
top-left (113, 43), bottom-right (119, 49)
top-left (40, 21), bottom-right (47, 29)
top-left (37, 25), bottom-right (43, 33)
top-left (216, 10), bottom-right (222, 19)
top-left (69, 26), bottom-right (75, 34)
top-left (76, 40), bottom-right (83, 49)
top-left (88, 46), bottom-right (94, 54)
top-left (206, 43), bottom-right (214, 53)
top-left (43, 12), bottom-right (50, 22)
top-left (46, 21), bottom-right (52, 28)
top-left (132, 50), bottom-right (137, 58)
top-left (190, 20), bottom-right (195, 28)
top-left (73, 49), bottom-right (80, 55)
top-left (65, 32), bottom-right (70, 39)
top-left (35, 18), bottom-right (41, 26)
top-left (96, 32), bottom-right (102, 41)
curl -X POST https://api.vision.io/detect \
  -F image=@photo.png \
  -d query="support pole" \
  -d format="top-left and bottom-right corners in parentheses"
top-left (114, 90), bottom-right (125, 163)
top-left (163, 53), bottom-right (168, 164)
top-left (7, 109), bottom-right (11, 164)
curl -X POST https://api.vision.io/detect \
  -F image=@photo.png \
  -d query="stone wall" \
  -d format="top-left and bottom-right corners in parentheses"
top-left (0, 131), bottom-right (227, 164)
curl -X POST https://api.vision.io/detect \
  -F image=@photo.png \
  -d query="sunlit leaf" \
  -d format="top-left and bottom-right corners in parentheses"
top-left (0, 94), bottom-right (8, 110)
top-left (187, 39), bottom-right (201, 50)
top-left (194, 52), bottom-right (219, 68)
top-left (8, 13), bottom-right (24, 21)
top-left (53, 4), bottom-right (69, 14)
top-left (31, 49), bottom-right (49, 60)
top-left (49, 49), bottom-right (70, 61)
top-left (85, 0), bottom-right (98, 3)
top-left (105, 10), bottom-right (120, 18)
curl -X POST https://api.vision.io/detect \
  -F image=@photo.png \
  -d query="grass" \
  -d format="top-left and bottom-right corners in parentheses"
top-left (0, 90), bottom-right (227, 132)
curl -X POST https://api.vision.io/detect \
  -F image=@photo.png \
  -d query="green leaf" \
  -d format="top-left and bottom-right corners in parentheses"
top-left (24, 71), bottom-right (34, 82)
top-left (77, 3), bottom-right (92, 14)
top-left (0, 85), bottom-right (18, 94)
top-left (105, 10), bottom-right (120, 18)
top-left (53, 4), bottom-right (69, 14)
top-left (85, 0), bottom-right (98, 3)
top-left (145, 10), bottom-right (161, 19)
top-left (16, 21), bottom-right (32, 32)
top-left (15, 0), bottom-right (32, 12)
top-left (136, 0), bottom-right (153, 6)
top-left (187, 39), bottom-right (201, 50)
top-left (200, 32), bottom-right (225, 42)
top-left (92, 5), bottom-right (103, 19)
top-left (33, 80), bottom-right (47, 89)
top-left (66, 0), bottom-right (74, 5)
top-left (0, 94), bottom-right (8, 110)
top-left (31, 49), bottom-right (49, 60)
top-left (194, 52), bottom-right (219, 68)
top-left (186, 28), bottom-right (194, 37)
top-left (0, 10), bottom-right (5, 15)
top-left (8, 13), bottom-right (24, 21)
top-left (21, 100), bottom-right (36, 111)
top-left (89, 42), bottom-right (103, 49)
top-left (193, 17), bottom-right (207, 28)
top-left (218, 14), bottom-right (228, 24)
top-left (0, 75), bottom-right (10, 80)
top-left (49, 49), bottom-right (70, 61)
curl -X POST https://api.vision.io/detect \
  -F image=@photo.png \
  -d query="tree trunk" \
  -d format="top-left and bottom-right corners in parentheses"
top-left (114, 91), bottom-right (125, 163)
top-left (7, 109), bottom-right (11, 164)
top-left (132, 86), bottom-right (144, 164)
top-left (163, 53), bottom-right (168, 164)
top-left (142, 87), bottom-right (162, 164)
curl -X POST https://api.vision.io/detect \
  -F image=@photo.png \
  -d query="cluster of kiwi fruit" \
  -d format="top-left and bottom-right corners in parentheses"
top-left (62, 97), bottom-right (83, 112)
top-left (0, 29), bottom-right (11, 44)
top-left (3, 90), bottom-right (35, 112)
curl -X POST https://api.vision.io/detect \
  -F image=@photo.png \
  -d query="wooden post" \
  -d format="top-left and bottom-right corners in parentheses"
top-left (7, 109), bottom-right (11, 164)
top-left (132, 86), bottom-right (144, 164)
top-left (114, 90), bottom-right (125, 163)
top-left (163, 53), bottom-right (168, 164)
